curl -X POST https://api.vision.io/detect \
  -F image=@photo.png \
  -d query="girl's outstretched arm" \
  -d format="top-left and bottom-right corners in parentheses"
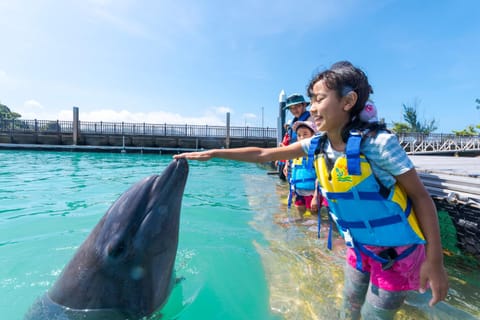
top-left (173, 141), bottom-right (305, 163)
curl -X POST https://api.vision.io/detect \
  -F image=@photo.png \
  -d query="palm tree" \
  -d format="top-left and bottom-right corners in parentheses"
top-left (391, 100), bottom-right (437, 134)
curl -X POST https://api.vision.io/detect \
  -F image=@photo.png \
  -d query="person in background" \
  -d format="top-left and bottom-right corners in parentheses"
top-left (283, 93), bottom-right (313, 144)
top-left (285, 120), bottom-right (319, 216)
top-left (173, 61), bottom-right (448, 320)
top-left (279, 94), bottom-right (313, 180)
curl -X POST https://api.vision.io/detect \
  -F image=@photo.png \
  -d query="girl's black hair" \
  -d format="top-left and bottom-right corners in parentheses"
top-left (307, 61), bottom-right (379, 142)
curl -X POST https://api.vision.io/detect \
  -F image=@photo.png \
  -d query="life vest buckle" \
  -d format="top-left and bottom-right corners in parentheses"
top-left (378, 247), bottom-right (398, 270)
top-left (343, 229), bottom-right (354, 248)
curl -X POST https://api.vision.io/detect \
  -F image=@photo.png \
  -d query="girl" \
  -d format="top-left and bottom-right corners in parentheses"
top-left (174, 61), bottom-right (448, 319)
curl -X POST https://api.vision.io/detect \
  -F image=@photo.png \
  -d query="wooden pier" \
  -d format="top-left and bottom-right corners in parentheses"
top-left (410, 156), bottom-right (480, 259)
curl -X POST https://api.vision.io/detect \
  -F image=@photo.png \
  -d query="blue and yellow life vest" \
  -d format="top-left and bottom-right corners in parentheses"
top-left (290, 157), bottom-right (317, 191)
top-left (287, 156), bottom-right (316, 208)
top-left (309, 132), bottom-right (426, 270)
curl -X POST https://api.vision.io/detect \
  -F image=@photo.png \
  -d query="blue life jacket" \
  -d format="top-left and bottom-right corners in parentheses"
top-left (290, 156), bottom-right (317, 191)
top-left (287, 156), bottom-right (317, 208)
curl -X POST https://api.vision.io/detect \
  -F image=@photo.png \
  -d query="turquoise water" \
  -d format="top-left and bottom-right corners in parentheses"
top-left (0, 150), bottom-right (479, 319)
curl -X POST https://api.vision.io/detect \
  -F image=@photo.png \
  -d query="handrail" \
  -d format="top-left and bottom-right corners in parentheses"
top-left (2, 119), bottom-right (479, 149)
top-left (0, 119), bottom-right (277, 139)
top-left (397, 133), bottom-right (480, 154)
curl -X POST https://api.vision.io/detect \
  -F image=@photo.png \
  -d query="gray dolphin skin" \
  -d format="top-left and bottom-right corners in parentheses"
top-left (25, 158), bottom-right (189, 320)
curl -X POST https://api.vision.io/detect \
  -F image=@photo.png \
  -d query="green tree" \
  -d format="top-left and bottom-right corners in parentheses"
top-left (454, 100), bottom-right (480, 135)
top-left (0, 102), bottom-right (24, 131)
top-left (452, 125), bottom-right (478, 136)
top-left (476, 98), bottom-right (480, 123)
top-left (391, 100), bottom-right (437, 134)
top-left (391, 122), bottom-right (410, 133)
top-left (0, 102), bottom-right (21, 120)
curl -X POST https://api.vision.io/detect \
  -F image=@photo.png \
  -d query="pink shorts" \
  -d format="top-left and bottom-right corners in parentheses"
top-left (294, 195), bottom-right (314, 210)
top-left (346, 244), bottom-right (426, 291)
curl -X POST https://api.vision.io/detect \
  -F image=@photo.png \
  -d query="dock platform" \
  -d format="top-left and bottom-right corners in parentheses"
top-left (410, 155), bottom-right (480, 259)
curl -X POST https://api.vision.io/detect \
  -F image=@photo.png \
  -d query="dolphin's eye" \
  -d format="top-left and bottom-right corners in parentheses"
top-left (108, 242), bottom-right (126, 258)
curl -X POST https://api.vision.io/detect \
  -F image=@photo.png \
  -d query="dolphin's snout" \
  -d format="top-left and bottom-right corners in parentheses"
top-left (174, 157), bottom-right (189, 171)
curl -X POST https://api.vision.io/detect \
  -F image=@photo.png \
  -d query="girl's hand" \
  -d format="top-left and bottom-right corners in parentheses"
top-left (419, 258), bottom-right (449, 306)
top-left (310, 196), bottom-right (318, 213)
top-left (173, 151), bottom-right (213, 161)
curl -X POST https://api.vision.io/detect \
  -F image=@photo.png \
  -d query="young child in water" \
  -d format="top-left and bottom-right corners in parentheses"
top-left (284, 120), bottom-right (317, 215)
top-left (174, 61), bottom-right (448, 319)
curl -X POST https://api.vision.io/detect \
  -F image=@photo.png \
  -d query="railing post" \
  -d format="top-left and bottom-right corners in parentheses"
top-left (34, 119), bottom-right (38, 132)
top-left (226, 112), bottom-right (230, 148)
top-left (72, 106), bottom-right (79, 145)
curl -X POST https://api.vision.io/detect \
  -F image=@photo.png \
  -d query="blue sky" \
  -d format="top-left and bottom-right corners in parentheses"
top-left (1, 0), bottom-right (479, 133)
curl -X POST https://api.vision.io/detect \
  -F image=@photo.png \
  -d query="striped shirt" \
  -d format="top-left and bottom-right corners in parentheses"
top-left (300, 131), bottom-right (413, 189)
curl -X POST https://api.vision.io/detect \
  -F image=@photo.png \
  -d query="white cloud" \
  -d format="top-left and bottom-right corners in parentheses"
top-left (74, 108), bottom-right (231, 126)
top-left (24, 99), bottom-right (44, 109)
top-left (20, 105), bottom-right (234, 126)
top-left (241, 112), bottom-right (258, 126)
top-left (215, 106), bottom-right (233, 114)
top-left (14, 99), bottom-right (49, 119)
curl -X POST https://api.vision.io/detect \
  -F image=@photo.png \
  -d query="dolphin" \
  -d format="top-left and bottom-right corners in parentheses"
top-left (25, 158), bottom-right (189, 320)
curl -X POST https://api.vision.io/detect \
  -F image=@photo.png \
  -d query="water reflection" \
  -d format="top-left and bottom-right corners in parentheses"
top-left (245, 173), bottom-right (480, 319)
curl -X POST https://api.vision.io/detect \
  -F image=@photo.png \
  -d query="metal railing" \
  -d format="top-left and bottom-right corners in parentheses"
top-left (2, 119), bottom-right (479, 152)
top-left (397, 133), bottom-right (480, 154)
top-left (0, 118), bottom-right (277, 139)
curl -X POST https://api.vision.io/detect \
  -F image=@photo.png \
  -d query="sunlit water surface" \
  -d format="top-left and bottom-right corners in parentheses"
top-left (0, 150), bottom-right (478, 319)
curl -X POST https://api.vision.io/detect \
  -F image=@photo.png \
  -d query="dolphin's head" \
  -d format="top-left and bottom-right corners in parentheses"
top-left (48, 158), bottom-right (189, 318)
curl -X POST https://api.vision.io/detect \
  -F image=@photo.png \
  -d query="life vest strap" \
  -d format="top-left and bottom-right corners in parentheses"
top-left (306, 135), bottom-right (320, 169)
top-left (356, 244), bottom-right (419, 271)
top-left (330, 196), bottom-right (413, 230)
top-left (346, 133), bottom-right (362, 175)
top-left (337, 214), bottom-right (403, 229)
top-left (335, 197), bottom-right (413, 230)
top-left (327, 213), bottom-right (334, 250)
top-left (290, 177), bottom-right (316, 184)
top-left (326, 191), bottom-right (384, 201)
top-left (287, 183), bottom-right (295, 208)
